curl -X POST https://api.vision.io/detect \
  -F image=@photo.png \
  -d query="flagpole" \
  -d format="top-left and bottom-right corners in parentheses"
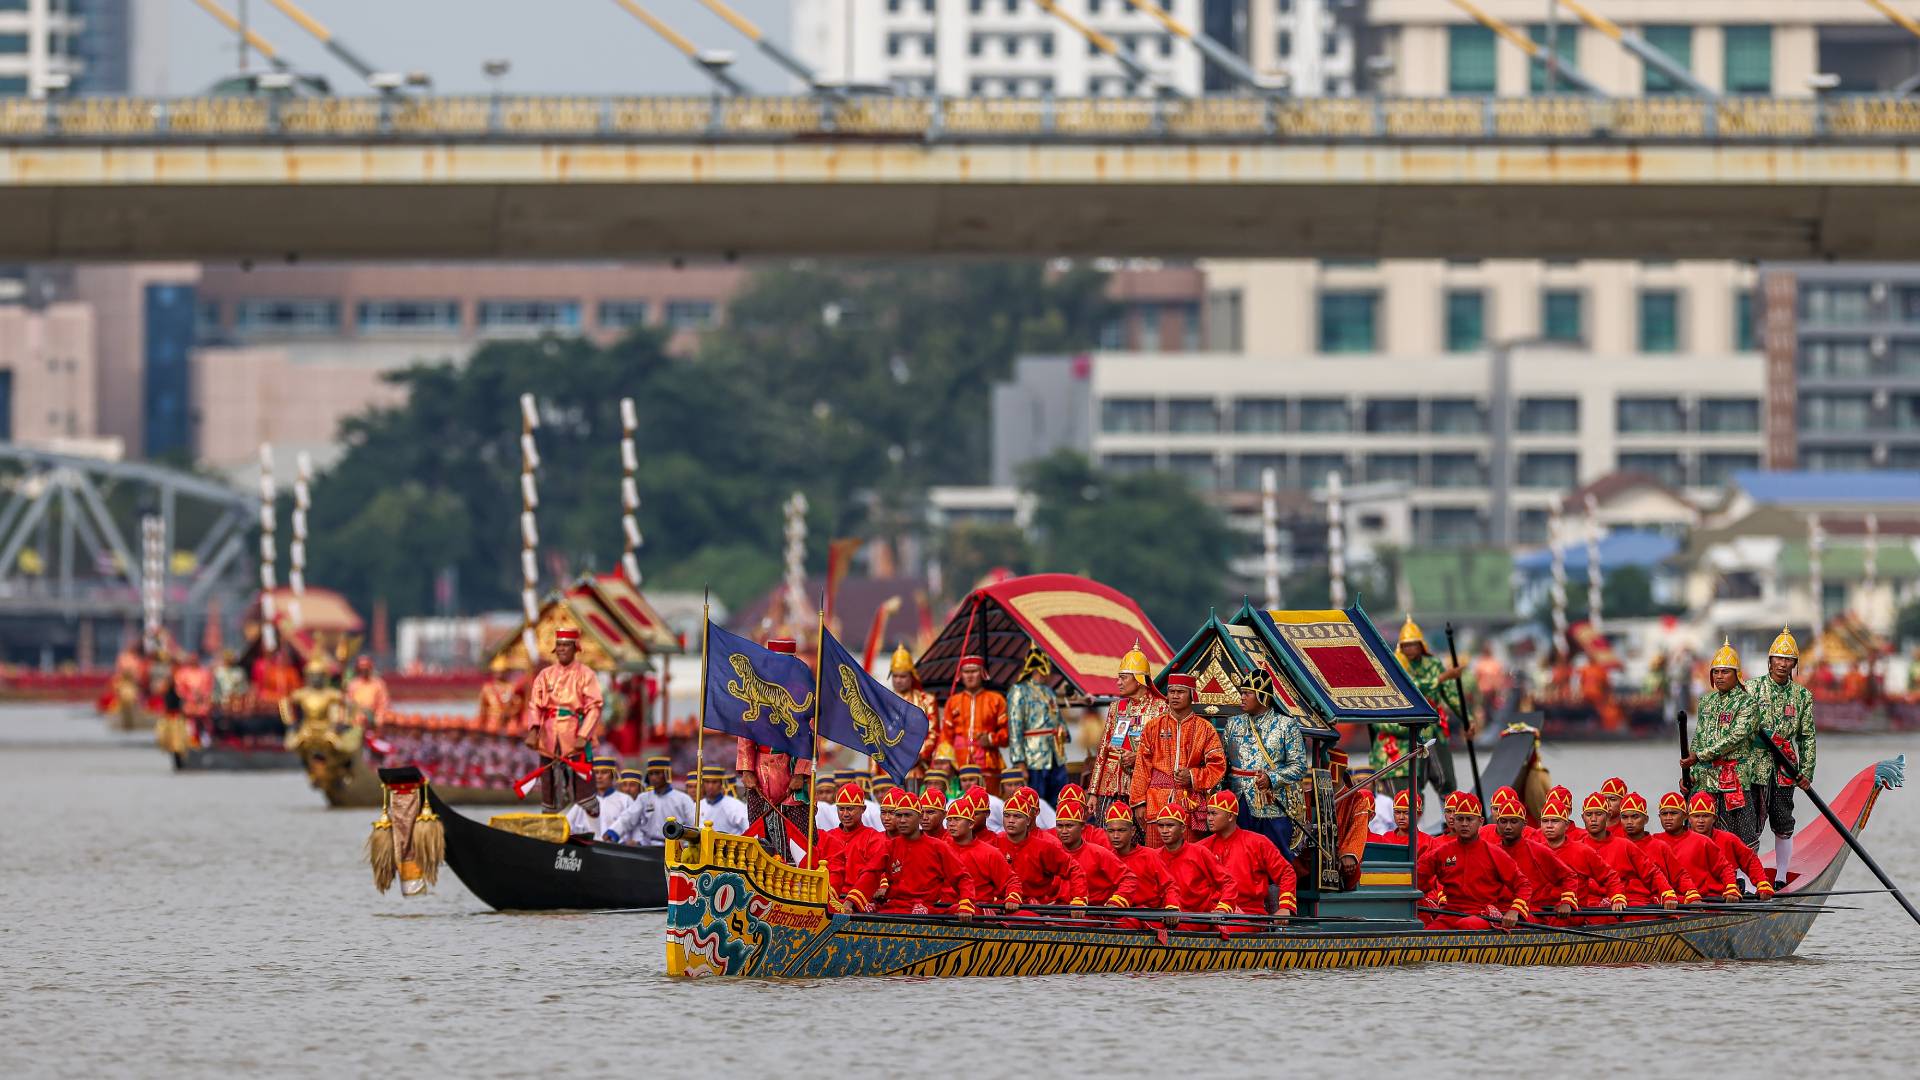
top-left (696, 588), bottom-right (709, 808)
top-left (809, 601), bottom-right (825, 862)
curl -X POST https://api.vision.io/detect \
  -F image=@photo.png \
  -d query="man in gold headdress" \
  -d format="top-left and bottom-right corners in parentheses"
top-left (1005, 645), bottom-right (1070, 806)
top-left (888, 644), bottom-right (939, 783)
top-left (1681, 640), bottom-right (1766, 850)
top-left (1088, 641), bottom-right (1165, 823)
top-left (1747, 628), bottom-right (1816, 889)
top-left (1220, 665), bottom-right (1310, 855)
top-left (1389, 615), bottom-right (1467, 803)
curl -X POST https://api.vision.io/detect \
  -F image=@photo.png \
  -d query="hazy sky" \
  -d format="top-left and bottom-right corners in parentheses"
top-left (159, 0), bottom-right (798, 96)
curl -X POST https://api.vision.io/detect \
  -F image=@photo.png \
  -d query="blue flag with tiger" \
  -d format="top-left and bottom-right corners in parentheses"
top-left (815, 628), bottom-right (929, 784)
top-left (701, 623), bottom-right (816, 760)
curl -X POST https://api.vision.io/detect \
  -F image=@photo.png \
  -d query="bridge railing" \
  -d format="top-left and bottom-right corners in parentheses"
top-left (6, 94), bottom-right (1920, 142)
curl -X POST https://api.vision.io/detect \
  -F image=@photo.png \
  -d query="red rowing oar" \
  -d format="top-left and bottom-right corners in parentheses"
top-left (1758, 743), bottom-right (1919, 929)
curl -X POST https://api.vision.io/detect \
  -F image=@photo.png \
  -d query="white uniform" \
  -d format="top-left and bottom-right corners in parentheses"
top-left (994, 792), bottom-right (1056, 829)
top-left (564, 803), bottom-right (599, 836)
top-left (816, 798), bottom-right (841, 832)
top-left (863, 799), bottom-right (885, 830)
top-left (628, 788), bottom-right (697, 845)
top-left (591, 789), bottom-right (634, 841)
top-left (696, 793), bottom-right (750, 834)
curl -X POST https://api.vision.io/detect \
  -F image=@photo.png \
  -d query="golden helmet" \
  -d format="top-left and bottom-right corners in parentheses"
top-left (489, 654), bottom-right (510, 674)
top-left (304, 658), bottom-right (331, 677)
top-left (1768, 627), bottom-right (1799, 661)
top-left (1019, 645), bottom-right (1053, 681)
top-left (1239, 665), bottom-right (1275, 708)
top-left (1398, 615), bottom-right (1425, 647)
top-left (1118, 640), bottom-right (1150, 680)
top-left (1710, 638), bottom-right (1741, 672)
top-left (889, 643), bottom-right (916, 676)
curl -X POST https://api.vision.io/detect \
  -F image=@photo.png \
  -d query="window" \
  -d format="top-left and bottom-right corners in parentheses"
top-left (1098, 317), bottom-right (1129, 350)
top-left (1699, 452), bottom-right (1761, 486)
top-left (1233, 454), bottom-right (1287, 491)
top-left (356, 300), bottom-right (461, 333)
top-left (1430, 399), bottom-right (1486, 434)
top-left (1176, 302), bottom-right (1201, 350)
top-left (1898, 287), bottom-right (1920, 323)
top-left (0, 33), bottom-right (29, 52)
top-left (1298, 399), bottom-right (1351, 433)
top-left (1101, 398), bottom-right (1156, 433)
top-left (1429, 453), bottom-right (1487, 488)
top-left (1617, 397), bottom-right (1684, 433)
top-left (1364, 399), bottom-right (1418, 434)
top-left (1299, 454), bottom-right (1350, 488)
top-left (1518, 397), bottom-right (1579, 433)
top-left (598, 301), bottom-right (650, 329)
top-left (1800, 393), bottom-right (1872, 432)
top-left (1891, 447), bottom-right (1920, 468)
top-left (1166, 399), bottom-right (1218, 433)
top-left (1089, 0), bottom-right (1101, 11)
top-left (1428, 508), bottom-right (1486, 545)
top-left (1318, 291), bottom-right (1378, 353)
top-left (1801, 447), bottom-right (1874, 471)
top-left (477, 300), bottom-right (581, 332)
top-left (969, 34), bottom-right (984, 57)
top-left (1235, 398), bottom-right (1287, 433)
top-left (888, 34), bottom-right (903, 57)
top-left (1207, 290), bottom-right (1243, 352)
top-left (1617, 452), bottom-right (1685, 488)
top-left (195, 300), bottom-right (222, 339)
top-left (1101, 453), bottom-right (1156, 474)
top-left (1005, 0), bottom-right (1016, 11)
top-left (1448, 24), bottom-right (1497, 93)
top-left (233, 298), bottom-right (341, 335)
top-left (1366, 453), bottom-right (1419, 485)
top-left (1138, 304), bottom-right (1161, 348)
top-left (1542, 290), bottom-right (1584, 344)
top-left (1444, 290), bottom-right (1485, 352)
top-left (1896, 394), bottom-right (1920, 430)
top-left (1639, 289), bottom-right (1681, 353)
top-left (0, 77), bottom-right (25, 94)
top-left (1735, 289), bottom-right (1756, 352)
top-left (1723, 26), bottom-right (1772, 94)
top-left (1516, 509), bottom-right (1550, 544)
top-left (1518, 452), bottom-right (1578, 489)
top-left (1041, 34), bottom-right (1055, 58)
top-left (1802, 284), bottom-right (1871, 324)
top-left (1642, 26), bottom-right (1693, 95)
top-left (665, 300), bottom-right (716, 329)
top-left (1161, 36), bottom-right (1174, 58)
top-left (1800, 339), bottom-right (1871, 378)
top-left (1698, 398), bottom-right (1760, 433)
top-left (1168, 454), bottom-right (1218, 490)
top-left (1526, 25), bottom-right (1579, 94)
top-left (888, 0), bottom-right (901, 11)
top-left (1278, 30), bottom-right (1291, 57)
top-left (1895, 342), bottom-right (1920, 376)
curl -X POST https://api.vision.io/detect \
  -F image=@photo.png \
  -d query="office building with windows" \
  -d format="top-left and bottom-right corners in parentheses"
top-left (0, 0), bottom-right (149, 97)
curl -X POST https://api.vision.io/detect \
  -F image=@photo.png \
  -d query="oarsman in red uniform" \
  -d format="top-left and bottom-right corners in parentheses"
top-left (1478, 785), bottom-right (1543, 844)
top-left (1598, 777), bottom-right (1630, 837)
top-left (1415, 793), bottom-right (1530, 930)
top-left (961, 786), bottom-right (1010, 855)
top-left (918, 788), bottom-right (950, 841)
top-left (1057, 783), bottom-right (1111, 849)
top-left (1152, 796), bottom-right (1238, 915)
top-left (1655, 791), bottom-right (1741, 902)
top-left (1488, 788), bottom-right (1579, 920)
top-left (1196, 790), bottom-right (1297, 916)
top-left (1002, 787), bottom-right (1087, 908)
top-left (1373, 790), bottom-right (1418, 845)
top-left (1547, 785), bottom-right (1588, 844)
top-left (946, 796), bottom-right (1021, 913)
top-left (1619, 792), bottom-right (1700, 904)
top-left (1539, 791), bottom-right (1627, 916)
top-left (864, 788), bottom-right (976, 916)
top-left (1054, 797), bottom-right (1134, 907)
top-left (1580, 792), bottom-right (1679, 911)
top-left (1688, 791), bottom-right (1775, 899)
top-left (1106, 802), bottom-right (1171, 908)
top-left (820, 782), bottom-right (890, 909)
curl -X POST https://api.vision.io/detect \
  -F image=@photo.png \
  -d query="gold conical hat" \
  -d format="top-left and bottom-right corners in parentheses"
top-left (1399, 615), bottom-right (1425, 646)
top-left (1118, 639), bottom-right (1150, 679)
top-left (1710, 638), bottom-right (1741, 672)
top-left (1768, 627), bottom-right (1799, 661)
top-left (889, 643), bottom-right (916, 676)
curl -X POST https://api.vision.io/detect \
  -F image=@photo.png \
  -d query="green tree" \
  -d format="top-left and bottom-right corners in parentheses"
top-left (1020, 451), bottom-right (1236, 633)
top-left (940, 521), bottom-right (1035, 591)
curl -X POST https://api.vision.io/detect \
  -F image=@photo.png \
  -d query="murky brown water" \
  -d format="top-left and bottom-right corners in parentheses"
top-left (3, 704), bottom-right (1916, 1077)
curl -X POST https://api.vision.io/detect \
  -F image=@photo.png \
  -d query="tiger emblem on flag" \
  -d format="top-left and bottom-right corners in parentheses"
top-left (725, 654), bottom-right (814, 737)
top-left (837, 664), bottom-right (905, 749)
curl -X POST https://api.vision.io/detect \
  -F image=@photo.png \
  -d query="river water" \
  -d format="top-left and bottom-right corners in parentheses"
top-left (3, 703), bottom-right (1916, 1078)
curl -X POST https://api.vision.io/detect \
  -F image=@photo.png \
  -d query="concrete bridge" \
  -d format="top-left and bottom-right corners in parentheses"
top-left (5, 94), bottom-right (1920, 260)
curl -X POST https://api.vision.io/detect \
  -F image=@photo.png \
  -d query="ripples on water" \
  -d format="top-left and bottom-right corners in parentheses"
top-left (2, 704), bottom-right (1915, 1077)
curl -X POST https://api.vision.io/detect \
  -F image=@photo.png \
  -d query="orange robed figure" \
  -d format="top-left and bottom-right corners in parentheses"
top-left (476, 658), bottom-right (520, 734)
top-left (345, 656), bottom-right (392, 726)
top-left (938, 655), bottom-right (1009, 789)
top-left (171, 654), bottom-right (214, 722)
top-left (525, 627), bottom-right (604, 814)
top-left (1129, 672), bottom-right (1226, 844)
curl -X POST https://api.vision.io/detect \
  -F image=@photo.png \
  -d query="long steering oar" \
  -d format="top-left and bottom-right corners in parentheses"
top-left (1443, 622), bottom-right (1483, 807)
top-left (1676, 709), bottom-right (1690, 795)
top-left (1758, 741), bottom-right (1920, 928)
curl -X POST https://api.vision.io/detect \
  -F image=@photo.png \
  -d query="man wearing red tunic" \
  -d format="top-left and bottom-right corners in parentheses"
top-left (946, 797), bottom-right (1021, 913)
top-left (1598, 777), bottom-right (1629, 837)
top-left (1152, 796), bottom-right (1238, 914)
top-left (1619, 792), bottom-right (1700, 903)
top-left (1538, 791), bottom-right (1627, 915)
top-left (1489, 788), bottom-right (1578, 920)
top-left (1373, 789), bottom-right (1418, 845)
top-left (1688, 792), bottom-right (1775, 898)
top-left (939, 655), bottom-right (1009, 790)
top-left (1056, 783), bottom-right (1111, 849)
top-left (864, 788), bottom-right (976, 916)
top-left (1107, 801), bottom-right (1171, 908)
top-left (1579, 792), bottom-right (1679, 910)
top-left (1415, 793), bottom-right (1530, 930)
top-left (736, 638), bottom-right (815, 864)
top-left (525, 627), bottom-right (605, 814)
top-left (1002, 787), bottom-right (1087, 907)
top-left (1655, 791), bottom-right (1741, 902)
top-left (1197, 790), bottom-right (1297, 916)
top-left (1477, 785), bottom-right (1544, 845)
top-left (1088, 643), bottom-right (1164, 821)
top-left (1130, 673), bottom-right (1227, 845)
top-left (818, 782), bottom-right (890, 908)
top-left (1055, 797), bottom-right (1134, 907)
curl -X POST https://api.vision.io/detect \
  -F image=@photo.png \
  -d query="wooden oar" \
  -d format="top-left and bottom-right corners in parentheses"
top-left (1443, 622), bottom-right (1483, 807)
top-left (1757, 741), bottom-right (1920, 929)
top-left (1676, 709), bottom-right (1690, 795)
top-left (1416, 906), bottom-right (1625, 943)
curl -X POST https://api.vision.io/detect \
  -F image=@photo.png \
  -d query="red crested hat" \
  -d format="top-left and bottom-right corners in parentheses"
top-left (765, 638), bottom-right (798, 655)
top-left (1443, 790), bottom-right (1467, 814)
top-left (881, 788), bottom-right (916, 811)
top-left (1104, 801), bottom-right (1135, 825)
top-left (1452, 792), bottom-right (1484, 817)
top-left (835, 782), bottom-right (867, 808)
top-left (1619, 792), bottom-right (1649, 815)
top-left (1540, 792), bottom-right (1573, 821)
top-left (958, 654), bottom-right (986, 670)
top-left (1582, 792), bottom-right (1608, 814)
top-left (1058, 782), bottom-right (1085, 805)
top-left (1492, 785), bottom-right (1520, 807)
top-left (1149, 795), bottom-right (1190, 824)
top-left (1550, 784), bottom-right (1571, 804)
top-left (1688, 792), bottom-right (1718, 815)
top-left (1491, 790), bottom-right (1526, 821)
top-left (1393, 789), bottom-right (1421, 812)
top-left (946, 797), bottom-right (977, 821)
top-left (1164, 672), bottom-right (1197, 691)
top-left (918, 789), bottom-right (947, 811)
top-left (1600, 777), bottom-right (1628, 798)
top-left (553, 627), bottom-right (580, 643)
top-left (1658, 791), bottom-right (1688, 814)
top-left (1004, 786), bottom-right (1040, 819)
top-left (1205, 789), bottom-right (1238, 814)
top-left (1054, 799), bottom-right (1088, 824)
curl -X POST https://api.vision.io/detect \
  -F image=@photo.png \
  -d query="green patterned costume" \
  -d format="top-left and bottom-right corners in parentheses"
top-left (1745, 674), bottom-right (1816, 786)
top-left (1689, 687), bottom-right (1765, 793)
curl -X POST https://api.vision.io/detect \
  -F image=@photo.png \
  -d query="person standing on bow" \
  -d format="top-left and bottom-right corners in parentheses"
top-left (1681, 640), bottom-right (1767, 851)
top-left (888, 645), bottom-right (940, 785)
top-left (1129, 672), bottom-right (1226, 846)
top-left (1088, 642), bottom-right (1165, 824)
top-left (939, 655), bottom-right (1008, 790)
top-left (1391, 616), bottom-right (1469, 806)
top-left (525, 626), bottom-right (604, 816)
top-left (1746, 628), bottom-right (1815, 891)
top-left (1005, 646), bottom-right (1070, 806)
top-left (345, 655), bottom-right (392, 728)
top-left (735, 638), bottom-right (815, 864)
top-left (1220, 666), bottom-right (1310, 856)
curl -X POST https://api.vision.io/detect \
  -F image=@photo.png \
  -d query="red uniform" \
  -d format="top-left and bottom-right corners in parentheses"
top-left (1063, 838), bottom-right (1137, 907)
top-left (868, 831), bottom-right (976, 915)
top-left (1416, 833), bottom-right (1531, 928)
top-left (950, 835), bottom-right (1022, 908)
top-left (1115, 845), bottom-right (1173, 908)
top-left (1479, 822), bottom-right (1544, 845)
top-left (1543, 837), bottom-right (1627, 909)
top-left (1656, 828), bottom-right (1740, 901)
top-left (1703, 827), bottom-right (1773, 895)
top-left (1198, 827), bottom-right (1298, 915)
top-left (1003, 829), bottom-right (1089, 906)
top-left (819, 823), bottom-right (890, 905)
top-left (1496, 835), bottom-right (1580, 914)
top-left (1159, 840), bottom-right (1238, 913)
top-left (1584, 833), bottom-right (1677, 906)
top-left (1628, 832), bottom-right (1700, 903)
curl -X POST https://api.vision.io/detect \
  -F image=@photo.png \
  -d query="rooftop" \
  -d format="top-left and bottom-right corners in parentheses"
top-left (1731, 470), bottom-right (1920, 507)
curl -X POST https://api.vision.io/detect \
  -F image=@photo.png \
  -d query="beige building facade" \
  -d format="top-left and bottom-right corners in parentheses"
top-left (0, 301), bottom-right (97, 447)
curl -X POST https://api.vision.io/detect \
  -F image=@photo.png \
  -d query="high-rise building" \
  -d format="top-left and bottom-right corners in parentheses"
top-left (0, 0), bottom-right (138, 97)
